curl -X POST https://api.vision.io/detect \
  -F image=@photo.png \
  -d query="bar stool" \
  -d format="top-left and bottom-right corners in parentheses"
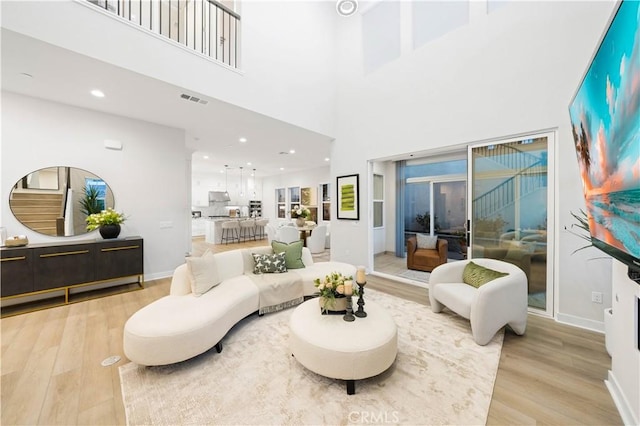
top-left (255, 219), bottom-right (269, 240)
top-left (221, 221), bottom-right (240, 244)
top-left (239, 219), bottom-right (256, 242)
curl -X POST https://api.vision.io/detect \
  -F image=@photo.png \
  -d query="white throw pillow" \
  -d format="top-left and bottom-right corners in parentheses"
top-left (186, 252), bottom-right (221, 296)
top-left (416, 233), bottom-right (438, 249)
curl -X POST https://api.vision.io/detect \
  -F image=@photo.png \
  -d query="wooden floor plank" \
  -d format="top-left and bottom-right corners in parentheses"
top-left (0, 240), bottom-right (623, 425)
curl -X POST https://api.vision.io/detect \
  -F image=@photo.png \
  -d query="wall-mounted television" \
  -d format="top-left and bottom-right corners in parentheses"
top-left (568, 0), bottom-right (640, 276)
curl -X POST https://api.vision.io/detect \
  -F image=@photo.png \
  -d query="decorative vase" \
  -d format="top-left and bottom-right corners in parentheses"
top-left (295, 217), bottom-right (306, 227)
top-left (319, 295), bottom-right (347, 314)
top-left (99, 224), bottom-right (121, 239)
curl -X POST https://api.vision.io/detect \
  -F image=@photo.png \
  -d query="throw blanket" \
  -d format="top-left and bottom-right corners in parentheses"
top-left (247, 272), bottom-right (304, 315)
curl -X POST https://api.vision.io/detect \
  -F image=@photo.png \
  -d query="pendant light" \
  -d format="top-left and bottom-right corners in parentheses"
top-left (239, 167), bottom-right (244, 197)
top-left (252, 169), bottom-right (257, 198)
top-left (224, 165), bottom-right (229, 197)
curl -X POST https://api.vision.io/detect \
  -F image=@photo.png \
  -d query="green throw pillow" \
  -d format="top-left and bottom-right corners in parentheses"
top-left (462, 261), bottom-right (508, 288)
top-left (271, 240), bottom-right (305, 269)
top-left (252, 252), bottom-right (287, 274)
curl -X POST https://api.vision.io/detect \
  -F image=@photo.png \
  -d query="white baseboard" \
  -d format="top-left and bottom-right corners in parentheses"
top-left (606, 370), bottom-right (639, 426)
top-left (556, 312), bottom-right (604, 333)
top-left (144, 271), bottom-right (174, 282)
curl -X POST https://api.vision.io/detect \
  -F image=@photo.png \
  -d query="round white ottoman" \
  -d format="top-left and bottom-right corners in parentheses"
top-left (289, 298), bottom-right (397, 394)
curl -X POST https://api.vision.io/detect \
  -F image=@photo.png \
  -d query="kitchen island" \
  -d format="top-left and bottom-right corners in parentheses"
top-left (205, 218), bottom-right (258, 244)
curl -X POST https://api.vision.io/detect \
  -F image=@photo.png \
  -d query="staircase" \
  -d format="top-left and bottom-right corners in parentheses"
top-left (473, 144), bottom-right (547, 219)
top-left (9, 192), bottom-right (64, 236)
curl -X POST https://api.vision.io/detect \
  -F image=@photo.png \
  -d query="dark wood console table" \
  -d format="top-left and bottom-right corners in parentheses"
top-left (1, 236), bottom-right (143, 317)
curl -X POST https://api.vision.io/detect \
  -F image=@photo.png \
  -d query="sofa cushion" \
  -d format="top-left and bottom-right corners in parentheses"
top-left (252, 252), bottom-right (287, 274)
top-left (241, 246), bottom-right (273, 274)
top-left (416, 233), bottom-right (438, 249)
top-left (432, 283), bottom-right (476, 319)
top-left (462, 261), bottom-right (508, 288)
top-left (186, 252), bottom-right (221, 296)
top-left (271, 240), bottom-right (305, 269)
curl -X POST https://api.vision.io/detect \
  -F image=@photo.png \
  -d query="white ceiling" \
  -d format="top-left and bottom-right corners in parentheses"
top-left (1, 29), bottom-right (333, 178)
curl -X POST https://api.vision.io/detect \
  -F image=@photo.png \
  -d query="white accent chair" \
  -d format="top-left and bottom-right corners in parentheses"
top-left (277, 226), bottom-right (301, 244)
top-left (265, 224), bottom-right (277, 244)
top-left (306, 225), bottom-right (327, 254)
top-left (428, 258), bottom-right (528, 345)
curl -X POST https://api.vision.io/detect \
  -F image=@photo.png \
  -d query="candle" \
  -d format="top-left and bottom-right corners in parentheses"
top-left (344, 280), bottom-right (353, 296)
top-left (356, 266), bottom-right (366, 284)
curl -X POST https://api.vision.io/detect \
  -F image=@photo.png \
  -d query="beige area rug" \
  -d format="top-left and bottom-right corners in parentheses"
top-left (119, 289), bottom-right (503, 425)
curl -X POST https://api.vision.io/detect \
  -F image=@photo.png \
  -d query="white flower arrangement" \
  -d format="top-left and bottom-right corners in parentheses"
top-left (291, 205), bottom-right (311, 219)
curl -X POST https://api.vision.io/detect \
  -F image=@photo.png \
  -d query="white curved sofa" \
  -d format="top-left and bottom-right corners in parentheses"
top-left (123, 246), bottom-right (356, 366)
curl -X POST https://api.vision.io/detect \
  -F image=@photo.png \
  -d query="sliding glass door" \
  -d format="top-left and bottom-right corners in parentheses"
top-left (469, 133), bottom-right (553, 312)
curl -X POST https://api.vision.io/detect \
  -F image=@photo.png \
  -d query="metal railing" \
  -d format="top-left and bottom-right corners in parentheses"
top-left (87, 0), bottom-right (240, 69)
top-left (472, 143), bottom-right (547, 219)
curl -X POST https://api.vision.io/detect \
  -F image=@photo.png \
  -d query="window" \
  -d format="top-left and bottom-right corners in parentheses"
top-left (320, 183), bottom-right (331, 221)
top-left (288, 187), bottom-right (300, 217)
top-left (276, 188), bottom-right (286, 218)
top-left (373, 174), bottom-right (384, 228)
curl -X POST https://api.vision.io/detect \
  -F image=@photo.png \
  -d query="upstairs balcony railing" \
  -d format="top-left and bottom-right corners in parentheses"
top-left (87, 0), bottom-right (240, 69)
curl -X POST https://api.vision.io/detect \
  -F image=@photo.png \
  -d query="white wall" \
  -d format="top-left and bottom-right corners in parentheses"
top-left (261, 166), bottom-right (329, 223)
top-left (1, 92), bottom-right (189, 280)
top-left (1, 0), bottom-right (337, 138)
top-left (330, 1), bottom-right (617, 326)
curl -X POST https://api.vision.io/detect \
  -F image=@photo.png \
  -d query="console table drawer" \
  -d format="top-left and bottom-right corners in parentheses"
top-left (1, 248), bottom-right (33, 297)
top-left (95, 239), bottom-right (143, 281)
top-left (33, 245), bottom-right (96, 291)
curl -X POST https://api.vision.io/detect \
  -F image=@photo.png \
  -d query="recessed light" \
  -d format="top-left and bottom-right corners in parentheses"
top-left (336, 0), bottom-right (358, 17)
top-left (280, 167), bottom-right (285, 171)
top-left (91, 89), bottom-right (105, 98)
top-left (324, 157), bottom-right (330, 162)
top-left (246, 162), bottom-right (252, 166)
top-left (289, 149), bottom-right (295, 154)
top-left (203, 155), bottom-right (209, 159)
top-left (239, 137), bottom-right (247, 143)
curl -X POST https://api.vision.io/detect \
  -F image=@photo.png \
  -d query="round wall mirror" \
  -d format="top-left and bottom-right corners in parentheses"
top-left (9, 166), bottom-right (115, 237)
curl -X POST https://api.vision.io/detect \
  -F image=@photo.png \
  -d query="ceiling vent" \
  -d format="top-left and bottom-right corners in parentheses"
top-left (180, 93), bottom-right (209, 105)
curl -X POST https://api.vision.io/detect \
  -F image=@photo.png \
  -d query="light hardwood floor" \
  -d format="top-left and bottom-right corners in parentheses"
top-left (1, 238), bottom-right (622, 425)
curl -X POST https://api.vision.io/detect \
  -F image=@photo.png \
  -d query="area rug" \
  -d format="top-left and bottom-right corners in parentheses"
top-left (119, 289), bottom-right (503, 425)
top-left (399, 269), bottom-right (431, 283)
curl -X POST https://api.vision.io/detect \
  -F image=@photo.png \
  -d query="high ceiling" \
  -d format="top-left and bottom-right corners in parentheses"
top-left (1, 29), bottom-right (333, 178)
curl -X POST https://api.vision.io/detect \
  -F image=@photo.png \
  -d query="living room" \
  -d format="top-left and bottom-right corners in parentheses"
top-left (1, 0), bottom-right (638, 424)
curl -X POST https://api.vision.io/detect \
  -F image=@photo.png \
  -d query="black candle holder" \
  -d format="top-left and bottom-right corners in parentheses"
top-left (355, 282), bottom-right (367, 318)
top-left (343, 295), bottom-right (355, 322)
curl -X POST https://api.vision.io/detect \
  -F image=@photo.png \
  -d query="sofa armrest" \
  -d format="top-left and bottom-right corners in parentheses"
top-left (470, 270), bottom-right (527, 344)
top-left (170, 263), bottom-right (192, 296)
top-left (437, 239), bottom-right (448, 260)
top-left (429, 260), bottom-right (467, 284)
top-left (407, 237), bottom-right (417, 255)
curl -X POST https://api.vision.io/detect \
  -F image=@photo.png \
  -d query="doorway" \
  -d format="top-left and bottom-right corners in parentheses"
top-left (468, 132), bottom-right (553, 313)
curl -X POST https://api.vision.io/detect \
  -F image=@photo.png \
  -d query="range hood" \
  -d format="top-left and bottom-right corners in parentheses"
top-left (208, 191), bottom-right (231, 203)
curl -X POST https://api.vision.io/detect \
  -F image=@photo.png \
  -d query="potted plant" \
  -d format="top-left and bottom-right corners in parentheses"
top-left (79, 185), bottom-right (103, 216)
top-left (86, 208), bottom-right (127, 239)
top-left (314, 271), bottom-right (356, 314)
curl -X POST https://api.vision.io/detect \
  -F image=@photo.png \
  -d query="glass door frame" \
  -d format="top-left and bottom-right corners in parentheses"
top-left (467, 131), bottom-right (555, 316)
